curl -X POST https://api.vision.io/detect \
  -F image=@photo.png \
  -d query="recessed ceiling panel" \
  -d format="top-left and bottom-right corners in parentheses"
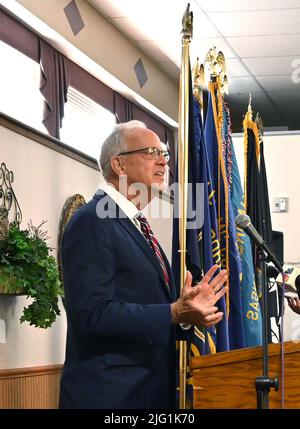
top-left (228, 76), bottom-right (262, 94)
top-left (88, 0), bottom-right (300, 129)
top-left (228, 34), bottom-right (300, 58)
top-left (190, 37), bottom-right (236, 61)
top-left (257, 75), bottom-right (300, 92)
top-left (226, 58), bottom-right (250, 77)
top-left (243, 56), bottom-right (299, 76)
top-left (198, 0), bottom-right (300, 12)
top-left (269, 91), bottom-right (300, 110)
top-left (192, 12), bottom-right (220, 38)
top-left (208, 9), bottom-right (300, 36)
top-left (227, 92), bottom-right (284, 127)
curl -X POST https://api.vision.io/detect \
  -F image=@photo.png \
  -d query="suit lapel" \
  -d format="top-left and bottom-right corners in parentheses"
top-left (93, 192), bottom-right (172, 300)
top-left (157, 242), bottom-right (177, 302)
top-left (116, 217), bottom-right (172, 300)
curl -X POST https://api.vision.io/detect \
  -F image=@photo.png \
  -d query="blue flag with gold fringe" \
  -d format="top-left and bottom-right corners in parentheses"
top-left (193, 96), bottom-right (229, 353)
top-left (223, 103), bottom-right (262, 347)
top-left (204, 87), bottom-right (245, 350)
top-left (172, 64), bottom-right (207, 357)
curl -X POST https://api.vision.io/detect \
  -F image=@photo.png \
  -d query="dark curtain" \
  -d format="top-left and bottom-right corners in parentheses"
top-left (114, 92), bottom-right (134, 123)
top-left (68, 59), bottom-right (114, 113)
top-left (1, 7), bottom-right (175, 159)
top-left (0, 8), bottom-right (39, 61)
top-left (245, 128), bottom-right (263, 258)
top-left (259, 140), bottom-right (273, 247)
top-left (39, 39), bottom-right (70, 139)
top-left (113, 92), bottom-right (175, 181)
top-left (246, 130), bottom-right (273, 248)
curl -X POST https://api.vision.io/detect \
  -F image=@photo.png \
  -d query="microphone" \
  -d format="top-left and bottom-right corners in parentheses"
top-left (235, 213), bottom-right (283, 273)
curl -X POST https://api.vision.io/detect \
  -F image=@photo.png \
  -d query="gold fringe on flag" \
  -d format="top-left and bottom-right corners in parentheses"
top-left (243, 95), bottom-right (261, 212)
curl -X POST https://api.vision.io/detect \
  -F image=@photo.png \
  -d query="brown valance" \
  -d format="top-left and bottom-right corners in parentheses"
top-left (0, 6), bottom-right (175, 159)
top-left (0, 7), bottom-right (38, 61)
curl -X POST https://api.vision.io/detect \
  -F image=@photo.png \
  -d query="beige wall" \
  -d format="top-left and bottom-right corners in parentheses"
top-left (232, 133), bottom-right (300, 264)
top-left (0, 123), bottom-right (173, 369)
top-left (0, 124), bottom-right (100, 369)
top-left (233, 133), bottom-right (300, 342)
top-left (15, 0), bottom-right (179, 122)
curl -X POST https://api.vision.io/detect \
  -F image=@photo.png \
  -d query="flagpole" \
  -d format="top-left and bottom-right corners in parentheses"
top-left (178, 4), bottom-right (192, 410)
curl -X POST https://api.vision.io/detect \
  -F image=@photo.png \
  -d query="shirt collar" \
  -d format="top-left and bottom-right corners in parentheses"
top-left (97, 182), bottom-right (140, 224)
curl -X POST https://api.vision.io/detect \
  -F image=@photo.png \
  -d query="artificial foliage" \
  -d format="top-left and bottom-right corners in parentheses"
top-left (0, 221), bottom-right (64, 328)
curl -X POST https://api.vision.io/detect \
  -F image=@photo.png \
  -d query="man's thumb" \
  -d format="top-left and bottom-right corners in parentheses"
top-left (184, 271), bottom-right (193, 289)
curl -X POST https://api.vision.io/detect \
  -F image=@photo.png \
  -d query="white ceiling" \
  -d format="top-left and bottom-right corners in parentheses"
top-left (88, 0), bottom-right (300, 131)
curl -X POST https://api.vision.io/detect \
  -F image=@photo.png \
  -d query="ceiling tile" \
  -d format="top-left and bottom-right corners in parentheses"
top-left (226, 58), bottom-right (250, 77)
top-left (192, 12), bottom-right (220, 38)
top-left (227, 92), bottom-right (284, 125)
top-left (198, 0), bottom-right (300, 12)
top-left (268, 91), bottom-right (300, 110)
top-left (190, 37), bottom-right (236, 61)
top-left (228, 34), bottom-right (300, 58)
top-left (256, 75), bottom-right (300, 92)
top-left (243, 56), bottom-right (299, 76)
top-left (208, 9), bottom-right (300, 36)
top-left (266, 92), bottom-right (300, 123)
top-left (88, 0), bottom-right (300, 130)
top-left (228, 76), bottom-right (262, 94)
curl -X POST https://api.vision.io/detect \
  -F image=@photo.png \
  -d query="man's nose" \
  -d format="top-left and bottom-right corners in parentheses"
top-left (157, 153), bottom-right (167, 165)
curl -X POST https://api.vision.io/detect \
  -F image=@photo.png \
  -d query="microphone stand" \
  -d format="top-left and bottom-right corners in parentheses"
top-left (255, 248), bottom-right (279, 409)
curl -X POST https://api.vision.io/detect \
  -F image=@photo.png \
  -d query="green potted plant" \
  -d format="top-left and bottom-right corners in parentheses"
top-left (0, 216), bottom-right (64, 329)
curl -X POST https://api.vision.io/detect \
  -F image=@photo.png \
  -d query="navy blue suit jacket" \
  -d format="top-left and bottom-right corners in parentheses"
top-left (59, 192), bottom-right (179, 409)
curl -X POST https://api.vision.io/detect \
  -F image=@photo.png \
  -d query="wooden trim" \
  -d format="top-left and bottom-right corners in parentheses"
top-left (191, 340), bottom-right (300, 409)
top-left (0, 112), bottom-right (99, 171)
top-left (190, 340), bottom-right (300, 371)
top-left (0, 364), bottom-right (62, 379)
top-left (0, 365), bottom-right (62, 409)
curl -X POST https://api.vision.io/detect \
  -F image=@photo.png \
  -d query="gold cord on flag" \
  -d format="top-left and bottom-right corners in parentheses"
top-left (209, 81), bottom-right (230, 316)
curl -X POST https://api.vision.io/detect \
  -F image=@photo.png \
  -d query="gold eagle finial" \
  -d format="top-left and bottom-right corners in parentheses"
top-left (255, 112), bottom-right (264, 142)
top-left (205, 47), bottom-right (228, 93)
top-left (181, 3), bottom-right (193, 40)
top-left (192, 57), bottom-right (205, 107)
top-left (217, 51), bottom-right (226, 75)
top-left (246, 93), bottom-right (253, 121)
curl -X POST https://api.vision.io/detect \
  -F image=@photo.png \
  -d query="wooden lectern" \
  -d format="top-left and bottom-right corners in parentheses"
top-left (190, 340), bottom-right (300, 408)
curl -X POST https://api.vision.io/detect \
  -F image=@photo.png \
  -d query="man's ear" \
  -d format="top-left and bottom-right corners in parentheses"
top-left (111, 156), bottom-right (126, 176)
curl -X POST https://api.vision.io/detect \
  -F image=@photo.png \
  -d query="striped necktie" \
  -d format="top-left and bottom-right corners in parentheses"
top-left (136, 213), bottom-right (170, 293)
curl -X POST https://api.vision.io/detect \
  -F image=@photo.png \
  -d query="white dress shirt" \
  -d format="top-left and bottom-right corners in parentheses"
top-left (97, 182), bottom-right (142, 231)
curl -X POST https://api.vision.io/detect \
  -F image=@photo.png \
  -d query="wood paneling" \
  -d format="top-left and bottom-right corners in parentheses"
top-left (191, 340), bottom-right (300, 409)
top-left (0, 365), bottom-right (62, 409)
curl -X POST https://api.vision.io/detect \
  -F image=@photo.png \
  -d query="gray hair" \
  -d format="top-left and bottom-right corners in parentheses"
top-left (99, 120), bottom-right (147, 181)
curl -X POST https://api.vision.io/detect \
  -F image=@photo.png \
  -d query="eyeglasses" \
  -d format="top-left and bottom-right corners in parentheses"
top-left (118, 146), bottom-right (170, 162)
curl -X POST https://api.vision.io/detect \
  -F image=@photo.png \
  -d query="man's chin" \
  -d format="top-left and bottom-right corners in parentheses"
top-left (151, 182), bottom-right (166, 194)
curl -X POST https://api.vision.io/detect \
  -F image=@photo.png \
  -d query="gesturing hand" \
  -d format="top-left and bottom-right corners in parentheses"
top-left (171, 265), bottom-right (228, 327)
top-left (287, 296), bottom-right (300, 315)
